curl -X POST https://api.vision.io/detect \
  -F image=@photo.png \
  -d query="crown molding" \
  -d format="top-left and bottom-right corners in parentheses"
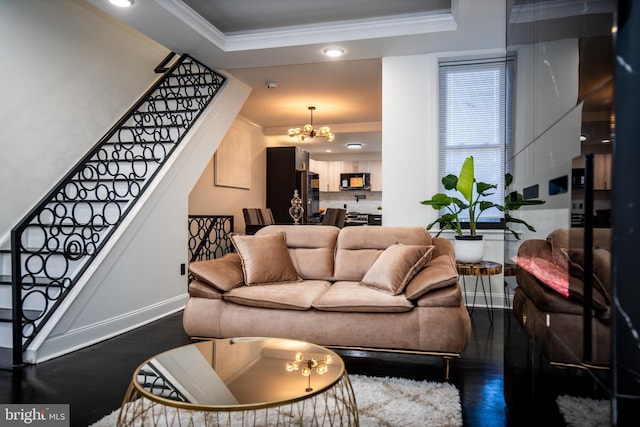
top-left (224, 12), bottom-right (457, 52)
top-left (510, 0), bottom-right (614, 24)
top-left (158, 0), bottom-right (456, 53)
top-left (156, 0), bottom-right (226, 49)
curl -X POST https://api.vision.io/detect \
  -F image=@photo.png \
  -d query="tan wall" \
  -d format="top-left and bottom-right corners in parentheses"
top-left (189, 117), bottom-right (267, 234)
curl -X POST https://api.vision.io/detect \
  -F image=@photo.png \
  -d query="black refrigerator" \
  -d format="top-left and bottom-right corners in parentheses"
top-left (266, 147), bottom-right (320, 224)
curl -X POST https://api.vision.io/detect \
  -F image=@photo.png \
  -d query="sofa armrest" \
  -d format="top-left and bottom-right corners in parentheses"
top-left (517, 238), bottom-right (551, 256)
top-left (405, 254), bottom-right (459, 300)
top-left (188, 253), bottom-right (244, 292)
top-left (515, 238), bottom-right (610, 318)
top-left (431, 237), bottom-right (455, 259)
top-left (188, 279), bottom-right (224, 299)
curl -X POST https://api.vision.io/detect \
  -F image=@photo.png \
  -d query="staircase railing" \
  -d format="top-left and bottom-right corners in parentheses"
top-left (11, 54), bottom-right (226, 365)
top-left (188, 215), bottom-right (235, 263)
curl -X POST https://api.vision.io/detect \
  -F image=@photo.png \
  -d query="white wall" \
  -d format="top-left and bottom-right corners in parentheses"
top-left (0, 0), bottom-right (253, 361)
top-left (189, 117), bottom-right (267, 234)
top-left (381, 54), bottom-right (439, 227)
top-left (0, 0), bottom-right (169, 242)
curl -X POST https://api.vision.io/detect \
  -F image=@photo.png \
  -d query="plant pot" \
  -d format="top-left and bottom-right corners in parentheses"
top-left (454, 235), bottom-right (484, 263)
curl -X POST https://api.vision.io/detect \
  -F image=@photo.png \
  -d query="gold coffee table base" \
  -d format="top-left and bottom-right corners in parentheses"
top-left (117, 338), bottom-right (359, 426)
top-left (117, 373), bottom-right (358, 426)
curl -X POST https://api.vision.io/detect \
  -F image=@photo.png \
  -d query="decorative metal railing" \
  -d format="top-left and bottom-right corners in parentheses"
top-left (11, 54), bottom-right (226, 365)
top-left (188, 215), bottom-right (234, 263)
top-left (138, 362), bottom-right (189, 402)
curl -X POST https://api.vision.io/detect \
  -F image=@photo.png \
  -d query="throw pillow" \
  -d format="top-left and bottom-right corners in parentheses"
top-left (188, 253), bottom-right (244, 292)
top-left (563, 248), bottom-right (612, 303)
top-left (359, 244), bottom-right (435, 295)
top-left (230, 232), bottom-right (302, 286)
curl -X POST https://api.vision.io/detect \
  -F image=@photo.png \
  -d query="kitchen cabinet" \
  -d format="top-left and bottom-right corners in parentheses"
top-left (595, 153), bottom-right (612, 190)
top-left (310, 159), bottom-right (340, 192)
top-left (572, 153), bottom-right (612, 190)
top-left (309, 159), bottom-right (326, 189)
top-left (309, 159), bottom-right (382, 191)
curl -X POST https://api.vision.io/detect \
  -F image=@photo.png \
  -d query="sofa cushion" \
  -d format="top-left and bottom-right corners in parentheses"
top-left (547, 227), bottom-right (612, 262)
top-left (334, 226), bottom-right (432, 281)
top-left (230, 232), bottom-right (302, 285)
top-left (224, 280), bottom-right (330, 310)
top-left (188, 279), bottom-right (223, 299)
top-left (405, 254), bottom-right (459, 300)
top-left (359, 244), bottom-right (435, 295)
top-left (256, 225), bottom-right (339, 280)
top-left (312, 282), bottom-right (414, 313)
top-left (188, 253), bottom-right (244, 292)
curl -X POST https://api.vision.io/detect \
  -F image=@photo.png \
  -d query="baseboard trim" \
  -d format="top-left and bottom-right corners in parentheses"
top-left (25, 295), bottom-right (187, 364)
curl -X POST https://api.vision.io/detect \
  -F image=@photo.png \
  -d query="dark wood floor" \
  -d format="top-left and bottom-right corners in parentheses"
top-left (0, 307), bottom-right (611, 426)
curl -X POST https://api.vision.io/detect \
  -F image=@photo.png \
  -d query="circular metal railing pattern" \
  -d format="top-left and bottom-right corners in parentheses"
top-left (188, 215), bottom-right (234, 263)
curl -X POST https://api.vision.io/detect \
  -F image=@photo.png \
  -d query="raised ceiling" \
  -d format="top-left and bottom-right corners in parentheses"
top-left (88, 0), bottom-right (613, 155)
top-left (181, 0), bottom-right (450, 34)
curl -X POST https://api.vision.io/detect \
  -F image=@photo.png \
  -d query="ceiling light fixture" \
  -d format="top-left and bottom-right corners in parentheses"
top-left (109, 0), bottom-right (134, 7)
top-left (288, 106), bottom-right (335, 142)
top-left (323, 47), bottom-right (344, 57)
top-left (286, 352), bottom-right (333, 392)
top-left (347, 143), bottom-right (362, 150)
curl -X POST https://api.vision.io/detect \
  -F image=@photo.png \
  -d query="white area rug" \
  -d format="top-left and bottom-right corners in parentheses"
top-left (556, 394), bottom-right (610, 427)
top-left (350, 375), bottom-right (462, 426)
top-left (91, 374), bottom-right (462, 426)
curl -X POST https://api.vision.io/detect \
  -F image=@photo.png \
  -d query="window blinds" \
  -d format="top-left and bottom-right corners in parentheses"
top-left (438, 58), bottom-right (515, 223)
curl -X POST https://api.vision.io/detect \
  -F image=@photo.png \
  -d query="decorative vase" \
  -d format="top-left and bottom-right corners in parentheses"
top-left (289, 189), bottom-right (304, 225)
top-left (454, 235), bottom-right (484, 263)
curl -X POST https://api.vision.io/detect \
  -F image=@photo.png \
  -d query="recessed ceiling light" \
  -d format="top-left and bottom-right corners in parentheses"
top-left (109, 0), bottom-right (134, 7)
top-left (602, 139), bottom-right (611, 143)
top-left (323, 47), bottom-right (344, 57)
top-left (580, 135), bottom-right (587, 142)
top-left (347, 143), bottom-right (362, 150)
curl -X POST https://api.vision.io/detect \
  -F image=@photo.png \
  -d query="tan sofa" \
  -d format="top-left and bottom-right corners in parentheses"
top-left (183, 225), bottom-right (472, 367)
top-left (513, 227), bottom-right (611, 367)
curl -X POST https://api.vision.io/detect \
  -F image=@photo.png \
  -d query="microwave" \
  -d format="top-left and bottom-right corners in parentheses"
top-left (340, 173), bottom-right (370, 191)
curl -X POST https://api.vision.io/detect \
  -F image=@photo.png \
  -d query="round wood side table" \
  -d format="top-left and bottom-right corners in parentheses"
top-left (456, 260), bottom-right (503, 325)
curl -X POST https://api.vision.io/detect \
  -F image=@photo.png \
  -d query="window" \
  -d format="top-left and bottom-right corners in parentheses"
top-left (438, 57), bottom-right (515, 225)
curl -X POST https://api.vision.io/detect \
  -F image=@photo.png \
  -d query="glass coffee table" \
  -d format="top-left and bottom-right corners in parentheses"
top-left (117, 337), bottom-right (359, 426)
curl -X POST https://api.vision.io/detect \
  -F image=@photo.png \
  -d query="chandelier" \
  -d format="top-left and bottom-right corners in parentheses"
top-left (288, 106), bottom-right (335, 142)
top-left (285, 351), bottom-right (333, 392)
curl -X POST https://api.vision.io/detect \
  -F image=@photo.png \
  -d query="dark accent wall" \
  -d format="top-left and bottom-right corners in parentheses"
top-left (612, 1), bottom-right (640, 424)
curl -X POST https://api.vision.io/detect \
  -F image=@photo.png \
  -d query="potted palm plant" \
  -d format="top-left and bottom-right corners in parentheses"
top-left (501, 173), bottom-right (546, 239)
top-left (419, 156), bottom-right (500, 263)
top-left (420, 157), bottom-right (546, 263)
